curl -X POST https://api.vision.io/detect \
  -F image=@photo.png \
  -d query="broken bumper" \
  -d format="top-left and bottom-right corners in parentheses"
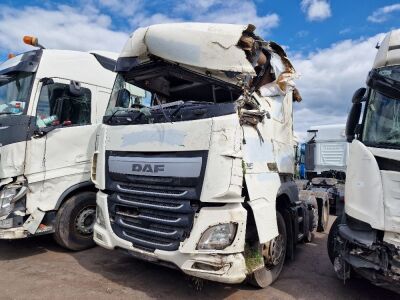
top-left (94, 191), bottom-right (248, 284)
top-left (0, 224), bottom-right (28, 239)
top-left (336, 217), bottom-right (400, 290)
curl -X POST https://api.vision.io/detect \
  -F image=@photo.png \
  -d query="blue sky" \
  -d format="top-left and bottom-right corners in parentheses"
top-left (0, 0), bottom-right (399, 134)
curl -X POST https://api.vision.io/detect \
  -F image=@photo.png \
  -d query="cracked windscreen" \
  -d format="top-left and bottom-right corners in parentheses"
top-left (103, 73), bottom-right (238, 125)
top-left (105, 74), bottom-right (149, 117)
top-left (363, 89), bottom-right (400, 148)
top-left (0, 72), bottom-right (35, 115)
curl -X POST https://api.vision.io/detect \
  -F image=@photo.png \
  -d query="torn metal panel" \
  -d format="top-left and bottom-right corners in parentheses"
top-left (23, 208), bottom-right (45, 234)
top-left (245, 172), bottom-right (280, 243)
top-left (200, 114), bottom-right (244, 203)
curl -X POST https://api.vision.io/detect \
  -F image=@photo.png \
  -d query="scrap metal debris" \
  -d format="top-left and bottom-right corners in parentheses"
top-left (235, 24), bottom-right (301, 142)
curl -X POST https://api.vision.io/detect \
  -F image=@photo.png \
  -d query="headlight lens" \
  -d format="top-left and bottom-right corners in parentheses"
top-left (96, 206), bottom-right (106, 228)
top-left (0, 187), bottom-right (18, 217)
top-left (197, 223), bottom-right (237, 250)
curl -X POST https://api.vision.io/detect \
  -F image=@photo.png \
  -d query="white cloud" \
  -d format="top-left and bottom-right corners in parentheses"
top-left (292, 33), bottom-right (386, 133)
top-left (301, 0), bottom-right (331, 21)
top-left (171, 0), bottom-right (279, 35)
top-left (367, 4), bottom-right (400, 23)
top-left (96, 0), bottom-right (143, 17)
top-left (0, 5), bottom-right (128, 54)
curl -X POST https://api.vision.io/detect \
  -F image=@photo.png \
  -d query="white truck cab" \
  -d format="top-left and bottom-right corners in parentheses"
top-left (0, 36), bottom-right (118, 250)
top-left (329, 29), bottom-right (400, 293)
top-left (304, 124), bottom-right (348, 177)
top-left (93, 23), bottom-right (316, 287)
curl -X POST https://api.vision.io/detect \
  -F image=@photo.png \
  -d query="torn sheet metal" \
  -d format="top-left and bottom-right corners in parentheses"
top-left (23, 208), bottom-right (45, 234)
top-left (245, 172), bottom-right (280, 243)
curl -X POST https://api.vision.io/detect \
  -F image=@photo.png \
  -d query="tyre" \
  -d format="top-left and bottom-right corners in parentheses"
top-left (249, 212), bottom-right (287, 288)
top-left (53, 191), bottom-right (97, 251)
top-left (317, 197), bottom-right (329, 232)
top-left (327, 217), bottom-right (341, 264)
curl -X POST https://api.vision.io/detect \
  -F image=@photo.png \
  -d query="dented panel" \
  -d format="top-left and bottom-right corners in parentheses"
top-left (120, 23), bottom-right (254, 75)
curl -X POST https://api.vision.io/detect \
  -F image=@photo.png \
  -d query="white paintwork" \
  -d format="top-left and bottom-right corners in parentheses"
top-left (346, 30), bottom-right (400, 252)
top-left (307, 124), bottom-right (348, 174)
top-left (94, 191), bottom-right (247, 283)
top-left (0, 49), bottom-right (118, 237)
top-left (95, 23), bottom-right (300, 283)
top-left (120, 23), bottom-right (255, 77)
top-left (345, 140), bottom-right (385, 229)
top-left (374, 29), bottom-right (400, 68)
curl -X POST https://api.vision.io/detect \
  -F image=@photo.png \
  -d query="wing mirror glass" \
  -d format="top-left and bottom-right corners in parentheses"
top-left (352, 87), bottom-right (366, 104)
top-left (116, 88), bottom-right (131, 108)
top-left (69, 80), bottom-right (84, 96)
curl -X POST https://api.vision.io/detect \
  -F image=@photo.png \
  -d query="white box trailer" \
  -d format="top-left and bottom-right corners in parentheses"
top-left (92, 23), bottom-right (317, 287)
top-left (0, 36), bottom-right (121, 250)
top-left (304, 124), bottom-right (348, 176)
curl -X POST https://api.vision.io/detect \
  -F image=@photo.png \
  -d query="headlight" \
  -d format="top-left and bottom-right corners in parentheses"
top-left (96, 206), bottom-right (106, 228)
top-left (0, 185), bottom-right (27, 217)
top-left (0, 188), bottom-right (18, 217)
top-left (197, 223), bottom-right (237, 250)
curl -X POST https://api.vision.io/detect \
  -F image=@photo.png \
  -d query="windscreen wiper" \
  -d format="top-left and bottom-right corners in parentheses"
top-left (0, 112), bottom-right (13, 115)
top-left (105, 109), bottom-right (125, 124)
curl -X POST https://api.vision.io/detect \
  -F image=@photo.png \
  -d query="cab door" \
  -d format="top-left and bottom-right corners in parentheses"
top-left (26, 78), bottom-right (97, 210)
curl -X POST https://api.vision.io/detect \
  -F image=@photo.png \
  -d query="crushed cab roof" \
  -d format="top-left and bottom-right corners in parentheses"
top-left (120, 23), bottom-right (256, 75)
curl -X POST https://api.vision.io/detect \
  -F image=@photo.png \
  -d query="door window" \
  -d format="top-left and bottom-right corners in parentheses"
top-left (36, 82), bottom-right (91, 128)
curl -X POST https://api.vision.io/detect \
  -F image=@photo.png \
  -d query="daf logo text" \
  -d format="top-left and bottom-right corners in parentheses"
top-left (132, 163), bottom-right (165, 173)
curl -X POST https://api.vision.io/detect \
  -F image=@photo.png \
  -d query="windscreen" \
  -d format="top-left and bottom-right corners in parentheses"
top-left (0, 72), bottom-right (35, 115)
top-left (103, 73), bottom-right (237, 125)
top-left (362, 66), bottom-right (400, 148)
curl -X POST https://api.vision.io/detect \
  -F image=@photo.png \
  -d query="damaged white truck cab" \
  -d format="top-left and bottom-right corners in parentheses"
top-left (93, 23), bottom-right (316, 286)
top-left (0, 36), bottom-right (118, 250)
top-left (328, 29), bottom-right (400, 293)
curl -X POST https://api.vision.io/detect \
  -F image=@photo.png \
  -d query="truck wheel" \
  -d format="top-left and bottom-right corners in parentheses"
top-left (327, 217), bottom-right (341, 264)
top-left (249, 212), bottom-right (287, 288)
top-left (53, 191), bottom-right (97, 251)
top-left (317, 198), bottom-right (329, 232)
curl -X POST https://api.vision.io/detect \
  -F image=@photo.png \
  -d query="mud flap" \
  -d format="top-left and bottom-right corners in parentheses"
top-left (245, 172), bottom-right (280, 243)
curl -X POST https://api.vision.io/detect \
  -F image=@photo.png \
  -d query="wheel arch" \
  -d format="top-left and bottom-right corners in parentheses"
top-left (55, 181), bottom-right (97, 210)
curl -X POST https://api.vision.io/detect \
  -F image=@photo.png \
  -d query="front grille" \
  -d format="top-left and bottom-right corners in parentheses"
top-left (105, 151), bottom-right (207, 252)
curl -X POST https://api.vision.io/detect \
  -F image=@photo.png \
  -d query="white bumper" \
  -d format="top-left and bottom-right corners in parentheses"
top-left (0, 226), bottom-right (28, 239)
top-left (94, 191), bottom-right (248, 284)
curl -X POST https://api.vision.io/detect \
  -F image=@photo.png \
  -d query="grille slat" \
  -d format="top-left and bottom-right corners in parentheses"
top-left (116, 216), bottom-right (183, 239)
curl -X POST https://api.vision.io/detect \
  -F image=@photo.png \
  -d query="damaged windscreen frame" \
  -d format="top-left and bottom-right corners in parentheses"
top-left (106, 24), bottom-right (301, 126)
top-left (104, 62), bottom-right (241, 125)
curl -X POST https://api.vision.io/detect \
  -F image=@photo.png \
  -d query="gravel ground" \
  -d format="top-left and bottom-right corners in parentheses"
top-left (0, 219), bottom-right (397, 299)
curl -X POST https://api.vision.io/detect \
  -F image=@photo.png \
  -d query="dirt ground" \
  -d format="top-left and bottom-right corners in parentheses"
top-left (1, 220), bottom-right (398, 300)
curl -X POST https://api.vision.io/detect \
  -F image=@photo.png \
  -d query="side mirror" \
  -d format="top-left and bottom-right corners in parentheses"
top-left (346, 102), bottom-right (362, 142)
top-left (352, 87), bottom-right (366, 104)
top-left (69, 80), bottom-right (84, 96)
top-left (39, 77), bottom-right (54, 86)
top-left (116, 88), bottom-right (131, 108)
